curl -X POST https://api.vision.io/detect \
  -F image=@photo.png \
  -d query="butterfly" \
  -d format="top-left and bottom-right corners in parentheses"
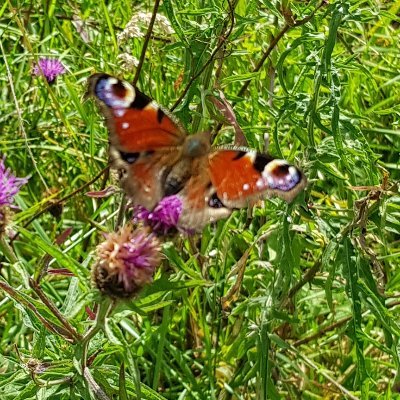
top-left (87, 73), bottom-right (307, 230)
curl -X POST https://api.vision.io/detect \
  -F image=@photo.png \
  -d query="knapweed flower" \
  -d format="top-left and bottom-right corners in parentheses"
top-left (133, 195), bottom-right (183, 235)
top-left (92, 225), bottom-right (162, 298)
top-left (0, 156), bottom-right (28, 232)
top-left (33, 58), bottom-right (66, 83)
top-left (0, 157), bottom-right (28, 208)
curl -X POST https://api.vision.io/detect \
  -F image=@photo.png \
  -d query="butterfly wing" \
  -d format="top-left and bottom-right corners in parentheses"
top-left (208, 150), bottom-right (306, 206)
top-left (177, 155), bottom-right (232, 230)
top-left (88, 74), bottom-right (306, 230)
top-left (177, 149), bottom-right (306, 230)
top-left (88, 73), bottom-right (186, 209)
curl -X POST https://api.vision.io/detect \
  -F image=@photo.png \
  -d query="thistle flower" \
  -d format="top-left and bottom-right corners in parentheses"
top-left (0, 157), bottom-right (28, 208)
top-left (92, 225), bottom-right (161, 298)
top-left (133, 195), bottom-right (183, 235)
top-left (33, 58), bottom-right (66, 83)
top-left (0, 156), bottom-right (28, 232)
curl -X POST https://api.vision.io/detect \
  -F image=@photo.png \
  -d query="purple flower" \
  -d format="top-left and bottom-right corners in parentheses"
top-left (133, 195), bottom-right (183, 235)
top-left (0, 156), bottom-right (28, 232)
top-left (92, 225), bottom-right (162, 298)
top-left (33, 58), bottom-right (66, 83)
top-left (0, 156), bottom-right (28, 208)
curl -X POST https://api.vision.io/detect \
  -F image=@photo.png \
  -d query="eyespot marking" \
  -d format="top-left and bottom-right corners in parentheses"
top-left (208, 193), bottom-right (225, 208)
top-left (262, 160), bottom-right (303, 191)
top-left (95, 77), bottom-right (135, 108)
top-left (119, 151), bottom-right (139, 164)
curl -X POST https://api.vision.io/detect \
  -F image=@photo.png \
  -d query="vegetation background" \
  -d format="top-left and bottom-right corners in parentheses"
top-left (1, 0), bottom-right (399, 398)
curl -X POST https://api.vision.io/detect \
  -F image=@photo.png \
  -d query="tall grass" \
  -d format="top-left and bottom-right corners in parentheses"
top-left (0, 0), bottom-right (399, 398)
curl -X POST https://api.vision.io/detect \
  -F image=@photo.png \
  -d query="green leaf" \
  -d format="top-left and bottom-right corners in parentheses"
top-left (16, 226), bottom-right (89, 285)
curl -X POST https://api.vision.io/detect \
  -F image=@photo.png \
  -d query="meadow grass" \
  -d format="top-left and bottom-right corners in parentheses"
top-left (0, 0), bottom-right (400, 399)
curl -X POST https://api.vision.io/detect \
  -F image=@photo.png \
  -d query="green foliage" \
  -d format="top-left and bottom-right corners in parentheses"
top-left (1, 0), bottom-right (400, 398)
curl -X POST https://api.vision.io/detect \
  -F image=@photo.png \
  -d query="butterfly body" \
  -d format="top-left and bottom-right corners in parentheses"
top-left (88, 73), bottom-right (306, 230)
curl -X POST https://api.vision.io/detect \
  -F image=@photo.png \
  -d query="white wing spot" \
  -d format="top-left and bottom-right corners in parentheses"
top-left (122, 122), bottom-right (130, 129)
top-left (256, 178), bottom-right (265, 189)
top-left (289, 166), bottom-right (297, 177)
top-left (114, 109), bottom-right (126, 118)
top-left (243, 183), bottom-right (250, 191)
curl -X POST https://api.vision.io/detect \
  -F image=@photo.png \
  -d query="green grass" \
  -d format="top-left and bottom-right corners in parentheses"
top-left (1, 0), bottom-right (400, 398)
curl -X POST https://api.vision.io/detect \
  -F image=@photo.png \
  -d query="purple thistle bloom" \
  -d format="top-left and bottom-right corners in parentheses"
top-left (0, 156), bottom-right (28, 208)
top-left (133, 195), bottom-right (183, 235)
top-left (93, 225), bottom-right (162, 298)
top-left (0, 156), bottom-right (28, 232)
top-left (33, 58), bottom-right (66, 83)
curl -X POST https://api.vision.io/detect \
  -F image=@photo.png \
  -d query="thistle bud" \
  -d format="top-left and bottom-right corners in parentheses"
top-left (92, 225), bottom-right (162, 298)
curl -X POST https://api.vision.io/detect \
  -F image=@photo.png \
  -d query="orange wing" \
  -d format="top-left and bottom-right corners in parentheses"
top-left (88, 73), bottom-right (185, 209)
top-left (88, 73), bottom-right (185, 151)
top-left (209, 150), bottom-right (306, 207)
top-left (177, 149), bottom-right (306, 230)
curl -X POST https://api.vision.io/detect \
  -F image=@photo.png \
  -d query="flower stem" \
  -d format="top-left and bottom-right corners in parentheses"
top-left (79, 297), bottom-right (114, 370)
top-left (83, 366), bottom-right (111, 400)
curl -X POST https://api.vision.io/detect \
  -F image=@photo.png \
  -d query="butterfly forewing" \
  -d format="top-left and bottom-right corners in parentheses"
top-left (208, 150), bottom-right (306, 208)
top-left (88, 73), bottom-right (185, 152)
top-left (88, 73), bottom-right (186, 209)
